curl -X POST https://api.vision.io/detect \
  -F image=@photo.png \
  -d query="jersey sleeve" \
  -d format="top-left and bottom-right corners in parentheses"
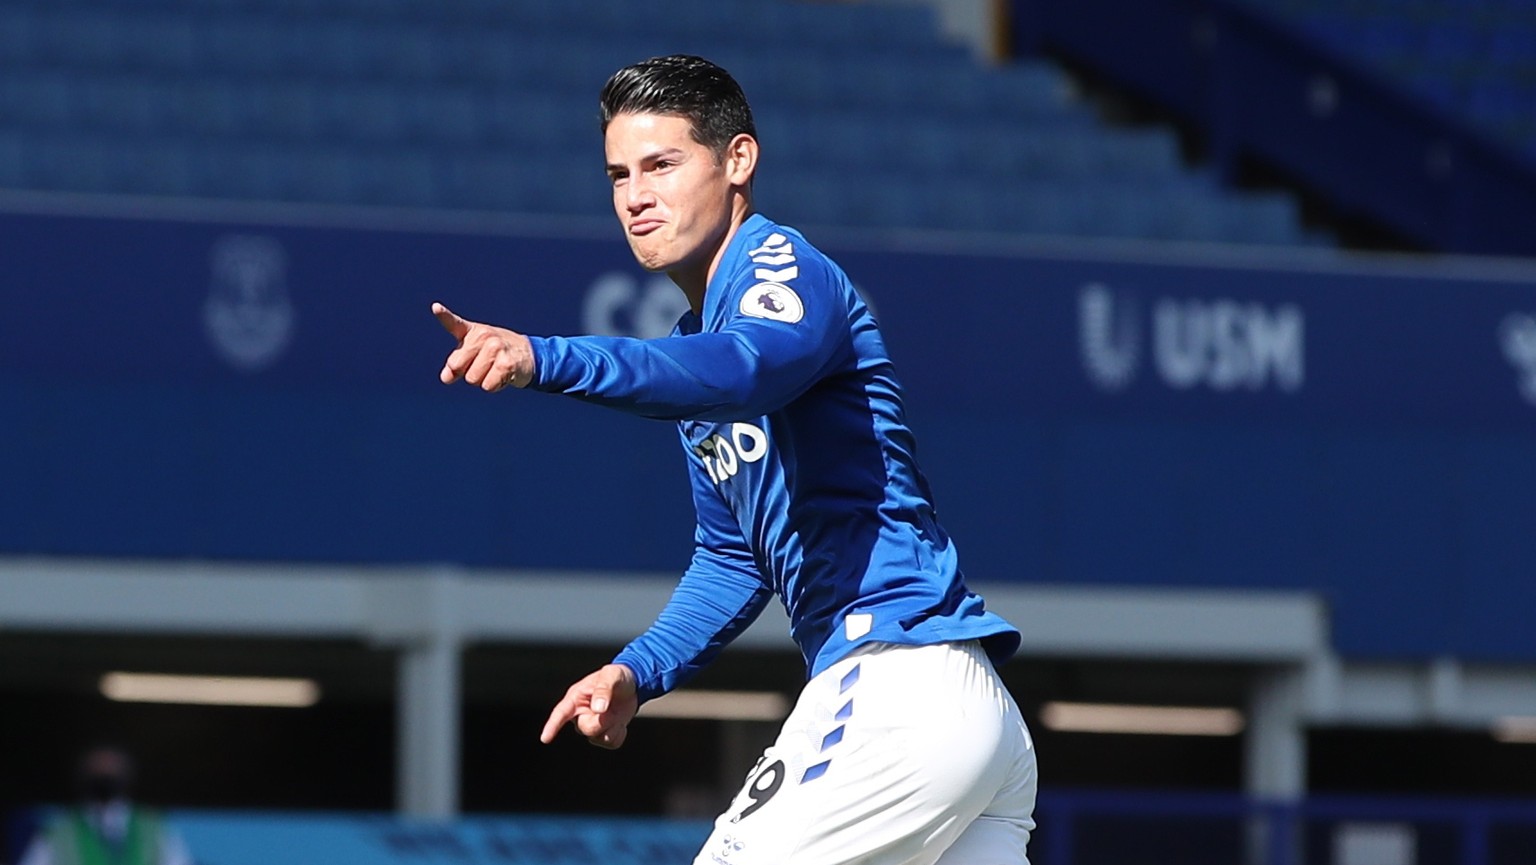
top-left (526, 256), bottom-right (850, 422)
top-left (612, 434), bottom-right (774, 702)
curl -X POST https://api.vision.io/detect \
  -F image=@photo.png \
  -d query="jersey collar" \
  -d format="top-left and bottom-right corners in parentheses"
top-left (703, 213), bottom-right (773, 323)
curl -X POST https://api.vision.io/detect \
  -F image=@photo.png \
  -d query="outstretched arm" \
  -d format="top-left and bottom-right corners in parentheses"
top-left (433, 254), bottom-right (851, 420)
top-left (526, 318), bottom-right (843, 421)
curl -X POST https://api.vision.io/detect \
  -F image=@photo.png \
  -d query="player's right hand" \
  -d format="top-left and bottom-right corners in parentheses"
top-left (540, 664), bottom-right (640, 750)
top-left (432, 302), bottom-right (536, 392)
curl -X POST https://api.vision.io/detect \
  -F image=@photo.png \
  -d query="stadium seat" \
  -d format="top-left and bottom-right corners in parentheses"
top-left (112, 138), bottom-right (198, 197)
top-left (70, 78), bottom-right (169, 137)
top-left (477, 90), bottom-right (595, 150)
top-left (117, 15), bottom-right (200, 74)
top-left (394, 87), bottom-right (482, 147)
top-left (20, 134), bottom-right (115, 193)
top-left (0, 7), bottom-right (37, 66)
top-left (349, 149), bottom-right (440, 208)
top-left (318, 83), bottom-right (404, 145)
top-left (439, 32), bottom-right (554, 87)
top-left (30, 8), bottom-right (125, 68)
top-left (193, 18), bottom-right (292, 76)
top-left (0, 72), bottom-right (74, 131)
top-left (0, 131), bottom-right (24, 188)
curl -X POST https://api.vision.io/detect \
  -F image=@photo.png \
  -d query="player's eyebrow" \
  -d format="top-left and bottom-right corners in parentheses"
top-left (607, 147), bottom-right (688, 175)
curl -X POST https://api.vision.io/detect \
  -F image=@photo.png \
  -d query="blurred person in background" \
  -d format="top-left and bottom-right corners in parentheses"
top-left (434, 54), bottom-right (1035, 865)
top-left (18, 746), bottom-right (191, 865)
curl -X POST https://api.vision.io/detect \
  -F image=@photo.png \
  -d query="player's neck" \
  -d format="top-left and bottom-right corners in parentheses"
top-left (670, 200), bottom-right (754, 314)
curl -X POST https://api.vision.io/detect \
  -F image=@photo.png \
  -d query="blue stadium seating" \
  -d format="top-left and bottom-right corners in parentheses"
top-left (0, 0), bottom-right (1314, 244)
top-left (1243, 0), bottom-right (1536, 161)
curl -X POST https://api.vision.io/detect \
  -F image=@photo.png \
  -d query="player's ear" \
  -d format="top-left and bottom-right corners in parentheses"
top-left (724, 133), bottom-right (758, 187)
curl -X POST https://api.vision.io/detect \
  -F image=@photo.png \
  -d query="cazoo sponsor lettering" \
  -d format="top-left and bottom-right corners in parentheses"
top-left (695, 423), bottom-right (769, 486)
top-left (1079, 283), bottom-right (1304, 394)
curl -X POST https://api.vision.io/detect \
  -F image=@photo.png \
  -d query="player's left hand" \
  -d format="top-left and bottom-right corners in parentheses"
top-left (432, 302), bottom-right (536, 392)
top-left (540, 664), bottom-right (640, 750)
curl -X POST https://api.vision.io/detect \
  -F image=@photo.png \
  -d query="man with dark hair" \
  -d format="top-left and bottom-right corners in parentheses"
top-left (433, 54), bottom-right (1036, 864)
top-left (19, 747), bottom-right (192, 865)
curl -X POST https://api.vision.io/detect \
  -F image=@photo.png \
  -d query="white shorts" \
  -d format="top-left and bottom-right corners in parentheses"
top-left (693, 640), bottom-right (1037, 865)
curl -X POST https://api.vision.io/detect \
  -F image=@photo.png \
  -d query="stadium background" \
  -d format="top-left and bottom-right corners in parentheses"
top-left (2, 0), bottom-right (1536, 862)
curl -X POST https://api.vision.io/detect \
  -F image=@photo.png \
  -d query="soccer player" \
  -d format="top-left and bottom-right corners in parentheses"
top-left (434, 54), bottom-right (1036, 865)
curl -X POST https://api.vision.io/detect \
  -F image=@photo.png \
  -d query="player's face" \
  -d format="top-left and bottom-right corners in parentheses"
top-left (605, 112), bottom-right (735, 276)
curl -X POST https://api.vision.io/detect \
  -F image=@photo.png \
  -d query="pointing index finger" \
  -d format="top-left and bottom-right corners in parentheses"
top-left (432, 302), bottom-right (470, 340)
top-left (540, 696), bottom-right (578, 744)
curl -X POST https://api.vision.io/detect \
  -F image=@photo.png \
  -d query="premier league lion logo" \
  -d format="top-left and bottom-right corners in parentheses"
top-left (757, 290), bottom-right (786, 314)
top-left (740, 282), bottom-right (804, 324)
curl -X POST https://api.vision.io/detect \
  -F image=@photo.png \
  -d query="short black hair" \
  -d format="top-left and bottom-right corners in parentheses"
top-left (599, 54), bottom-right (756, 155)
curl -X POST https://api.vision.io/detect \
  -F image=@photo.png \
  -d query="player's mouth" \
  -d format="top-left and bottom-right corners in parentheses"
top-left (629, 218), bottom-right (665, 237)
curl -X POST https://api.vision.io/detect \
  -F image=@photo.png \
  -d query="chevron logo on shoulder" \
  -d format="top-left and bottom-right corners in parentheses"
top-left (747, 233), bottom-right (798, 283)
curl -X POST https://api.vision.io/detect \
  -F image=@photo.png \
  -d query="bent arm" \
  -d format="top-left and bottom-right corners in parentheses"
top-left (613, 448), bottom-right (774, 701)
top-left (615, 539), bottom-right (772, 702)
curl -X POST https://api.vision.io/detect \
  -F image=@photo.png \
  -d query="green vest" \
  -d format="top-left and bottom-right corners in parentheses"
top-left (45, 808), bottom-right (165, 865)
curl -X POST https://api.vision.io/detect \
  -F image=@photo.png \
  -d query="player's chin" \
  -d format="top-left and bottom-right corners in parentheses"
top-left (631, 250), bottom-right (675, 273)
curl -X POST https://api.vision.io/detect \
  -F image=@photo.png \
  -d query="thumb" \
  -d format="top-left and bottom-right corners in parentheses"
top-left (590, 663), bottom-right (634, 713)
top-left (591, 681), bottom-right (613, 714)
top-left (432, 302), bottom-right (470, 340)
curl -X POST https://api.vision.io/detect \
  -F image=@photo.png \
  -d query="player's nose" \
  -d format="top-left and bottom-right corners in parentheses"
top-left (625, 177), bottom-right (656, 212)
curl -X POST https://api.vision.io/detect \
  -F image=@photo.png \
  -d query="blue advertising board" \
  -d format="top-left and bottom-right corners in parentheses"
top-left (1, 204), bottom-right (1533, 659)
top-left (21, 797), bottom-right (1536, 865)
top-left (5, 809), bottom-right (711, 865)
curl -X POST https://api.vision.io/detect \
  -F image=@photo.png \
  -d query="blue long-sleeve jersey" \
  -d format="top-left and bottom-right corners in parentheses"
top-left (528, 213), bottom-right (1020, 701)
